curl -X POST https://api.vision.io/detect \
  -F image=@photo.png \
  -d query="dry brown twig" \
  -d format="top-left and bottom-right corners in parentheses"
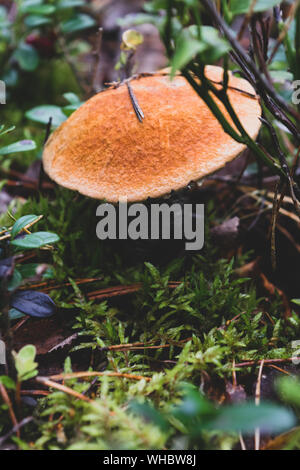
top-left (48, 371), bottom-right (152, 382)
top-left (0, 383), bottom-right (20, 438)
top-left (34, 372), bottom-right (152, 404)
top-left (36, 376), bottom-right (93, 403)
top-left (235, 357), bottom-right (300, 367)
top-left (0, 215), bottom-right (43, 241)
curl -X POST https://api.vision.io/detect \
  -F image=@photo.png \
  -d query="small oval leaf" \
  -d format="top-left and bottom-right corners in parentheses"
top-left (13, 43), bottom-right (39, 72)
top-left (0, 140), bottom-right (36, 155)
top-left (11, 215), bottom-right (39, 239)
top-left (9, 308), bottom-right (26, 321)
top-left (57, 0), bottom-right (85, 9)
top-left (25, 14), bottom-right (52, 28)
top-left (26, 105), bottom-right (67, 128)
top-left (11, 231), bottom-right (60, 249)
top-left (11, 290), bottom-right (56, 318)
top-left (25, 4), bottom-right (56, 15)
top-left (60, 14), bottom-right (96, 34)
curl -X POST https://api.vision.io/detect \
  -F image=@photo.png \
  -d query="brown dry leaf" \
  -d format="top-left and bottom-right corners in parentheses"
top-left (260, 272), bottom-right (291, 318)
top-left (235, 256), bottom-right (261, 278)
top-left (262, 427), bottom-right (300, 450)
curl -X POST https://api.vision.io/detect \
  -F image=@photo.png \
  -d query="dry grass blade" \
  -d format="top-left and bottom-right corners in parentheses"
top-left (238, 185), bottom-right (300, 224)
top-left (36, 377), bottom-right (93, 403)
top-left (235, 357), bottom-right (300, 367)
top-left (86, 281), bottom-right (181, 301)
top-left (254, 359), bottom-right (264, 450)
top-left (48, 371), bottom-right (152, 382)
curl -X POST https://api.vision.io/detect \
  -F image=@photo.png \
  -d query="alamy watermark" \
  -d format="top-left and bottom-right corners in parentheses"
top-left (292, 340), bottom-right (300, 365)
top-left (96, 200), bottom-right (205, 251)
top-left (0, 339), bottom-right (6, 365)
top-left (292, 80), bottom-right (300, 105)
top-left (0, 80), bottom-right (6, 104)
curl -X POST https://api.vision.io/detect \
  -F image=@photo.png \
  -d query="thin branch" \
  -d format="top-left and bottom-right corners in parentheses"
top-left (201, 0), bottom-right (300, 128)
top-left (0, 416), bottom-right (32, 447)
top-left (0, 383), bottom-right (19, 438)
top-left (36, 377), bottom-right (93, 403)
top-left (47, 371), bottom-right (151, 382)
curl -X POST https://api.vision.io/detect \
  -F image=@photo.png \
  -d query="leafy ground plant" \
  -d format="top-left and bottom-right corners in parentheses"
top-left (1, 0), bottom-right (300, 452)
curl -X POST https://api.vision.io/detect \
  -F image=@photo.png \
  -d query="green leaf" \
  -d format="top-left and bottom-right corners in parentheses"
top-left (0, 125), bottom-right (15, 137)
top-left (118, 12), bottom-right (163, 29)
top-left (18, 263), bottom-right (53, 280)
top-left (144, 0), bottom-right (168, 11)
top-left (19, 0), bottom-right (42, 13)
top-left (13, 43), bottom-right (39, 72)
top-left (23, 4), bottom-right (56, 15)
top-left (13, 345), bottom-right (38, 382)
top-left (173, 385), bottom-right (216, 424)
top-left (230, 0), bottom-right (280, 16)
top-left (60, 14), bottom-right (96, 34)
top-left (11, 232), bottom-right (60, 249)
top-left (57, 0), bottom-right (85, 9)
top-left (171, 29), bottom-right (206, 77)
top-left (26, 105), bottom-right (67, 127)
top-left (269, 70), bottom-right (294, 83)
top-left (2, 69), bottom-right (18, 87)
top-left (62, 93), bottom-right (82, 116)
top-left (277, 377), bottom-right (300, 407)
top-left (63, 92), bottom-right (80, 104)
top-left (206, 402), bottom-right (295, 435)
top-left (0, 140), bottom-right (36, 155)
top-left (25, 14), bottom-right (52, 28)
top-left (129, 401), bottom-right (170, 432)
top-left (9, 308), bottom-right (26, 321)
top-left (197, 26), bottom-right (231, 63)
top-left (62, 103), bottom-right (82, 116)
top-left (0, 376), bottom-right (16, 390)
top-left (11, 215), bottom-right (39, 239)
top-left (7, 269), bottom-right (22, 291)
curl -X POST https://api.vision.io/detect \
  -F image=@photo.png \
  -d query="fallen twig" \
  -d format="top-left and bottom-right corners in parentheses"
top-left (35, 376), bottom-right (93, 403)
top-left (48, 371), bottom-right (152, 382)
top-left (0, 383), bottom-right (19, 438)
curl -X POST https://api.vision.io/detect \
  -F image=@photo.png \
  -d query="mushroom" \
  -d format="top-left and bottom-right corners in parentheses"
top-left (42, 65), bottom-right (261, 203)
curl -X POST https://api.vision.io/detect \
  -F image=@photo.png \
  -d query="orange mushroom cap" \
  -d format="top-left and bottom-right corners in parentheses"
top-left (43, 66), bottom-right (261, 202)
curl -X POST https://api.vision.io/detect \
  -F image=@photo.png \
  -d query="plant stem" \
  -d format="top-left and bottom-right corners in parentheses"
top-left (201, 0), bottom-right (300, 128)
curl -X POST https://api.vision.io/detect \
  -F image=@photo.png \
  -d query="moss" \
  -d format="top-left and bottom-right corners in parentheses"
top-left (1, 188), bottom-right (298, 449)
